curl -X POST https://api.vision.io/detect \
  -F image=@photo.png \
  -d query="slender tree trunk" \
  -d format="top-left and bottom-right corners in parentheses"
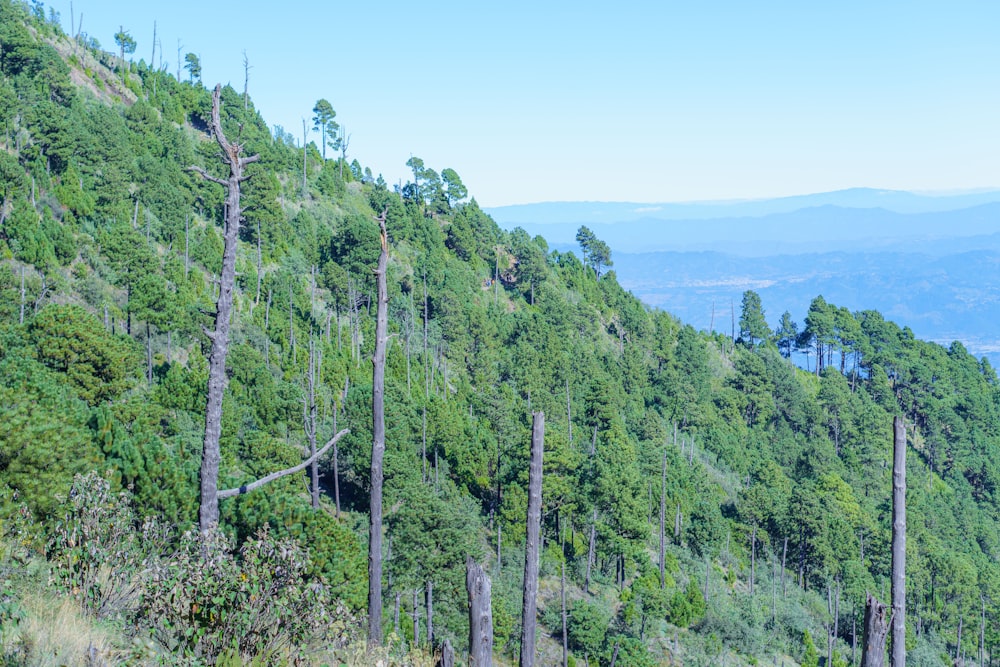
top-left (146, 322), bottom-right (153, 385)
top-left (520, 412), bottom-right (545, 667)
top-left (585, 508), bottom-right (597, 593)
top-left (861, 592), bottom-right (890, 667)
top-left (781, 536), bottom-right (788, 598)
top-left (750, 523), bottom-right (757, 596)
top-left (771, 550), bottom-right (777, 625)
top-left (704, 554), bottom-right (710, 603)
top-left (891, 416), bottom-right (906, 667)
top-left (853, 602), bottom-right (858, 666)
top-left (190, 85), bottom-right (260, 534)
top-left (301, 118), bottom-right (308, 197)
top-left (566, 377), bottom-right (572, 445)
top-left (467, 556), bottom-right (494, 667)
top-left (255, 219), bottom-right (262, 305)
top-left (426, 579), bottom-right (434, 650)
top-left (561, 557), bottom-right (568, 667)
top-left (368, 209), bottom-right (389, 649)
top-left (957, 614), bottom-right (963, 664)
top-left (413, 589), bottom-right (420, 647)
top-left (660, 448), bottom-right (667, 588)
top-left (264, 288), bottom-right (271, 366)
top-left (394, 591), bottom-right (401, 636)
top-left (981, 595), bottom-right (986, 667)
top-left (307, 337), bottom-right (320, 509)
top-left (333, 398), bottom-right (341, 517)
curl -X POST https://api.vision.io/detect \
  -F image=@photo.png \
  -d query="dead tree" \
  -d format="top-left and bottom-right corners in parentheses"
top-left (305, 337), bottom-right (320, 508)
top-left (659, 447), bottom-right (667, 588)
top-left (861, 592), bottom-right (890, 667)
top-left (467, 556), bottom-right (494, 667)
top-left (367, 208), bottom-right (389, 649)
top-left (519, 411), bottom-right (545, 667)
top-left (189, 84), bottom-right (260, 533)
top-left (585, 507), bottom-right (597, 593)
top-left (561, 554), bottom-right (568, 667)
top-left (426, 579), bottom-right (434, 649)
top-left (891, 416), bottom-right (906, 667)
top-left (438, 639), bottom-right (454, 667)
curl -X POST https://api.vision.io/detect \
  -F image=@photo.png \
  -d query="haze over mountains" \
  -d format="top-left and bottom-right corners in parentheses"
top-left (487, 188), bottom-right (1000, 363)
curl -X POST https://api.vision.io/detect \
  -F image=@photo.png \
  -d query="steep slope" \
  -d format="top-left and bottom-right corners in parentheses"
top-left (0, 3), bottom-right (998, 666)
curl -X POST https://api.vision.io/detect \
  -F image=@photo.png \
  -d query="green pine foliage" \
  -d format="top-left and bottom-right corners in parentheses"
top-left (0, 3), bottom-right (999, 664)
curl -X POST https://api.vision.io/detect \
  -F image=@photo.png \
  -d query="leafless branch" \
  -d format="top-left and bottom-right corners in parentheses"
top-left (218, 428), bottom-right (349, 499)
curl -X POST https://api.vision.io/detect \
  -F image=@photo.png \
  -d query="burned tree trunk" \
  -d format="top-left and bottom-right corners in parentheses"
top-left (438, 639), bottom-right (454, 667)
top-left (306, 337), bottom-right (320, 509)
top-left (861, 592), bottom-right (890, 667)
top-left (368, 208), bottom-right (389, 649)
top-left (585, 507), bottom-right (597, 593)
top-left (891, 416), bottom-right (906, 667)
top-left (426, 579), bottom-right (434, 649)
top-left (519, 411), bottom-right (545, 667)
top-left (660, 448), bottom-right (667, 588)
top-left (467, 556), bottom-right (494, 667)
top-left (189, 84), bottom-right (260, 534)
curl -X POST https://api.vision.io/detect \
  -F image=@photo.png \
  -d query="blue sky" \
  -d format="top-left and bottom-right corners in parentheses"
top-left (50, 1), bottom-right (1000, 207)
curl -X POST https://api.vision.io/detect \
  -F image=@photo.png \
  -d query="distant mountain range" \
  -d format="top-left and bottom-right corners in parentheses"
top-left (487, 188), bottom-right (1000, 363)
top-left (486, 189), bottom-right (1000, 255)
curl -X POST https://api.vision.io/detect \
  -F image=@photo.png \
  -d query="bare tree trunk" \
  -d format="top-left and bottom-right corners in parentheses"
top-left (981, 595), bottom-right (986, 667)
top-left (426, 579), bottom-right (434, 650)
top-left (566, 377), bottom-right (572, 445)
top-left (439, 639), bottom-right (454, 667)
top-left (146, 322), bottom-right (153, 385)
top-left (861, 592), bottom-right (890, 667)
top-left (704, 554), bottom-right (710, 603)
top-left (519, 412), bottom-right (545, 667)
top-left (368, 209), bottom-right (389, 649)
top-left (301, 118), bottom-right (308, 197)
top-left (750, 523), bottom-right (757, 596)
top-left (771, 550), bottom-right (777, 625)
top-left (264, 287), bottom-right (271, 366)
top-left (675, 503), bottom-right (682, 544)
top-left (660, 448), bottom-right (667, 588)
top-left (561, 557), bottom-right (568, 667)
top-left (467, 556), bottom-right (494, 667)
top-left (585, 508), bottom-right (597, 593)
top-left (853, 602), bottom-right (858, 666)
top-left (189, 85), bottom-right (260, 534)
top-left (413, 589), bottom-right (420, 647)
top-left (394, 591), bottom-right (401, 635)
top-left (307, 337), bottom-right (320, 509)
top-left (255, 219), bottom-right (262, 305)
top-left (957, 613), bottom-right (963, 664)
top-left (333, 390), bottom-right (343, 517)
top-left (19, 266), bottom-right (26, 324)
top-left (892, 416), bottom-right (906, 667)
top-left (782, 536), bottom-right (788, 598)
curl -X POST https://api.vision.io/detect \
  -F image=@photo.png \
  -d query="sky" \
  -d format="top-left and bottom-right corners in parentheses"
top-left (49, 1), bottom-right (1000, 207)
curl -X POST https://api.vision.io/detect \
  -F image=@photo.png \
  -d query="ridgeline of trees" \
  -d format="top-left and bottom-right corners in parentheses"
top-left (0, 2), bottom-right (998, 665)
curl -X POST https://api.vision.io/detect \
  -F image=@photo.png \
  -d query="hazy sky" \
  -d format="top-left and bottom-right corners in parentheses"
top-left (53, 1), bottom-right (1000, 207)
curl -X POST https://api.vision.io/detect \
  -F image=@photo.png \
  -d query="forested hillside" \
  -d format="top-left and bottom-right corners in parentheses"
top-left (1, 3), bottom-right (998, 665)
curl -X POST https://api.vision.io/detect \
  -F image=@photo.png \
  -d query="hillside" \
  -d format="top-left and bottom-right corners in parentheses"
top-left (0, 3), bottom-right (998, 666)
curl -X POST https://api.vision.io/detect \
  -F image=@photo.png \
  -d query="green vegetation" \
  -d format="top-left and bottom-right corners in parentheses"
top-left (0, 2), bottom-right (998, 665)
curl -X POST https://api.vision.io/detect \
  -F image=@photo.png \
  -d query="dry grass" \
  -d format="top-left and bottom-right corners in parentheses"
top-left (2, 593), bottom-right (120, 667)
